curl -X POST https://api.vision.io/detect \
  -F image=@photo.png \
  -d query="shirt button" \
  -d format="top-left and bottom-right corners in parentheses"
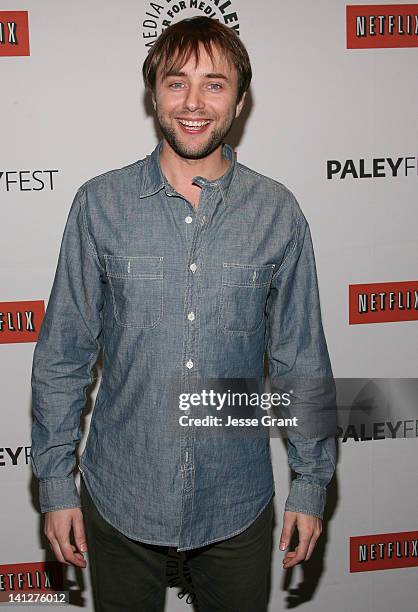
top-left (186, 360), bottom-right (194, 369)
top-left (184, 409), bottom-right (191, 415)
top-left (189, 263), bottom-right (197, 273)
top-left (187, 312), bottom-right (195, 321)
top-left (185, 216), bottom-right (193, 224)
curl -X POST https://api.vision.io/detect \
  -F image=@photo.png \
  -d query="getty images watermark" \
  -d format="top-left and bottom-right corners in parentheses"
top-left (165, 377), bottom-right (418, 441)
top-left (177, 389), bottom-right (298, 428)
top-left (164, 375), bottom-right (337, 439)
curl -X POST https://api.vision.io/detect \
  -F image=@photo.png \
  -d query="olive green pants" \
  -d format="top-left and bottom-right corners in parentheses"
top-left (80, 477), bottom-right (274, 612)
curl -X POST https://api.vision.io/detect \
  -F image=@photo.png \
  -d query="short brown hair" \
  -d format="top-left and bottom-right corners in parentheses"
top-left (142, 17), bottom-right (252, 103)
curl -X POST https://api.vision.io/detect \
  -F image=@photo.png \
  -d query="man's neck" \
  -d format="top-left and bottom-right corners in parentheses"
top-left (159, 140), bottom-right (230, 192)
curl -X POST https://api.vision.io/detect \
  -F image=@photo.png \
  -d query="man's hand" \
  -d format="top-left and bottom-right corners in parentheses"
top-left (44, 508), bottom-right (88, 568)
top-left (279, 510), bottom-right (322, 569)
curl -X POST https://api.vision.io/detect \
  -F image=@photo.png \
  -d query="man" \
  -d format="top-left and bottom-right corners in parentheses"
top-left (31, 16), bottom-right (337, 612)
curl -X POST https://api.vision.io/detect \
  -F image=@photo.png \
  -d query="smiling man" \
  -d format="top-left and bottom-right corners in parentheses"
top-left (31, 16), bottom-right (337, 612)
top-left (147, 26), bottom-right (246, 208)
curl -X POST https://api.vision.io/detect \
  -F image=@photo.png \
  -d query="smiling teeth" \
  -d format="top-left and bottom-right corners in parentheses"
top-left (178, 120), bottom-right (210, 127)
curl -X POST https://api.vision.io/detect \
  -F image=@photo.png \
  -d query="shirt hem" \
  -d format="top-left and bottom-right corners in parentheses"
top-left (176, 487), bottom-right (275, 552)
top-left (80, 470), bottom-right (179, 548)
top-left (80, 468), bottom-right (275, 552)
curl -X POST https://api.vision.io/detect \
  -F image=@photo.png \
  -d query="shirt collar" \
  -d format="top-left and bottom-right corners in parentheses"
top-left (139, 139), bottom-right (236, 207)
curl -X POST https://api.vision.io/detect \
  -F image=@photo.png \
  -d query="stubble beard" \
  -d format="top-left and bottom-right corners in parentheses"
top-left (155, 108), bottom-right (235, 160)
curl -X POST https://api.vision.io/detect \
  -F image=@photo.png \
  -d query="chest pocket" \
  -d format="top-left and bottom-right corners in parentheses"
top-left (219, 262), bottom-right (275, 335)
top-left (104, 255), bottom-right (163, 328)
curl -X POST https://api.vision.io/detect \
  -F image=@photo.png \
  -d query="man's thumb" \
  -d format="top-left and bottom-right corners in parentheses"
top-left (279, 516), bottom-right (294, 550)
top-left (73, 512), bottom-right (88, 553)
top-left (279, 538), bottom-right (288, 551)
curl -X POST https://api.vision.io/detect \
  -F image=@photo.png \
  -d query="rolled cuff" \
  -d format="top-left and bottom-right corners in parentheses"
top-left (284, 479), bottom-right (326, 519)
top-left (39, 477), bottom-right (81, 513)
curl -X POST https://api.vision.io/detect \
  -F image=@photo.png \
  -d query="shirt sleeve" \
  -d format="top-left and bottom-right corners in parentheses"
top-left (265, 203), bottom-right (337, 519)
top-left (30, 186), bottom-right (105, 513)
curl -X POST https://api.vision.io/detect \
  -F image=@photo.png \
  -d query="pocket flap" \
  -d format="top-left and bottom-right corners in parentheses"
top-left (222, 263), bottom-right (275, 287)
top-left (104, 255), bottom-right (163, 278)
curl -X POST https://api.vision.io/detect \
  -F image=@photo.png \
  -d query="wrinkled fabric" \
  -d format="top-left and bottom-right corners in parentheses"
top-left (30, 140), bottom-right (337, 551)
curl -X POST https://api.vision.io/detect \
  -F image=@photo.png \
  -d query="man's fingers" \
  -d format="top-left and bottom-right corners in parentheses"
top-left (306, 521), bottom-right (322, 561)
top-left (44, 508), bottom-right (87, 568)
top-left (57, 539), bottom-right (86, 567)
top-left (283, 538), bottom-right (311, 568)
top-left (72, 511), bottom-right (88, 554)
top-left (279, 511), bottom-right (297, 550)
top-left (48, 538), bottom-right (70, 566)
top-left (281, 512), bottom-right (323, 568)
top-left (300, 518), bottom-right (322, 562)
top-left (283, 550), bottom-right (297, 562)
top-left (284, 533), bottom-right (318, 567)
top-left (305, 529), bottom-right (321, 561)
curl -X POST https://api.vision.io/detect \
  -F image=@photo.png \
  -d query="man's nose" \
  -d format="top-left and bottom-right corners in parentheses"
top-left (184, 84), bottom-right (204, 112)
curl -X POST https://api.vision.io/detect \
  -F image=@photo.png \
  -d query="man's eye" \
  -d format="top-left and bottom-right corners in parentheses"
top-left (208, 83), bottom-right (222, 90)
top-left (169, 82), bottom-right (184, 89)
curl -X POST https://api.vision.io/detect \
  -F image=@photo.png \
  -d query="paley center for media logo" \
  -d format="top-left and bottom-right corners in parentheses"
top-left (0, 300), bottom-right (45, 344)
top-left (0, 446), bottom-right (31, 468)
top-left (0, 11), bottom-right (30, 56)
top-left (0, 170), bottom-right (59, 192)
top-left (142, 0), bottom-right (240, 49)
top-left (350, 531), bottom-right (418, 572)
top-left (347, 4), bottom-right (418, 48)
top-left (349, 281), bottom-right (418, 324)
top-left (327, 156), bottom-right (418, 179)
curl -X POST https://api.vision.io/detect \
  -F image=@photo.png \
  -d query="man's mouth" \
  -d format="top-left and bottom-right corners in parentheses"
top-left (176, 119), bottom-right (212, 134)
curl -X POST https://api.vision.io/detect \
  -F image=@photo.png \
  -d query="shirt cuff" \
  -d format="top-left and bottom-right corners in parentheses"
top-left (284, 479), bottom-right (326, 519)
top-left (39, 477), bottom-right (81, 513)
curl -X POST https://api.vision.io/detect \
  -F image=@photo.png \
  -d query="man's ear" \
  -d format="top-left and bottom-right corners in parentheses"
top-left (151, 93), bottom-right (156, 110)
top-left (235, 91), bottom-right (247, 119)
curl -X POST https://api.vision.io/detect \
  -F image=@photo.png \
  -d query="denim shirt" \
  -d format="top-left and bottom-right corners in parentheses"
top-left (30, 140), bottom-right (337, 551)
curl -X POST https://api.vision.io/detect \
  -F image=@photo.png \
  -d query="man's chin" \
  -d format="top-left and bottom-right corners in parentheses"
top-left (167, 138), bottom-right (220, 160)
top-left (157, 121), bottom-right (228, 160)
top-left (177, 146), bottom-right (216, 160)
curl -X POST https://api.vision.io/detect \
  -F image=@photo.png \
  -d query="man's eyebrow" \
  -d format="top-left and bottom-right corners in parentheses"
top-left (163, 70), bottom-right (187, 78)
top-left (163, 70), bottom-right (230, 81)
top-left (204, 72), bottom-right (229, 81)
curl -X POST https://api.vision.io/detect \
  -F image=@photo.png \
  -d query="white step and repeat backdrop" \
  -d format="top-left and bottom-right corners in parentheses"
top-left (1, 1), bottom-right (417, 610)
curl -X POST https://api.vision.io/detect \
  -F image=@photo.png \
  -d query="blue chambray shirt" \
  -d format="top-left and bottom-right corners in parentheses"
top-left (30, 140), bottom-right (337, 551)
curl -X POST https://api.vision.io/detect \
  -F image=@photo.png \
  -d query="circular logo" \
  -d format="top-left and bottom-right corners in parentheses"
top-left (142, 0), bottom-right (240, 50)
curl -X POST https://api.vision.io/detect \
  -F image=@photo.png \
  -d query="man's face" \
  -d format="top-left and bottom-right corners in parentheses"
top-left (152, 43), bottom-right (246, 160)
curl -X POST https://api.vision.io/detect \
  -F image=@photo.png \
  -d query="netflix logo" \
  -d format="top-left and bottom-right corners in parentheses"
top-left (347, 4), bottom-right (418, 48)
top-left (0, 561), bottom-right (63, 592)
top-left (0, 11), bottom-right (30, 57)
top-left (350, 531), bottom-right (418, 572)
top-left (349, 281), bottom-right (418, 324)
top-left (0, 301), bottom-right (45, 344)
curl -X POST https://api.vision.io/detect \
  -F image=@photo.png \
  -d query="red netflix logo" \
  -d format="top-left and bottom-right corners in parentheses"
top-left (349, 281), bottom-right (418, 324)
top-left (347, 4), bottom-right (418, 48)
top-left (0, 561), bottom-right (64, 592)
top-left (0, 300), bottom-right (45, 343)
top-left (350, 531), bottom-right (418, 572)
top-left (0, 11), bottom-right (30, 56)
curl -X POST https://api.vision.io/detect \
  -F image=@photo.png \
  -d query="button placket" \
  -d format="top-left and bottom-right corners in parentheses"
top-left (177, 181), bottom-right (224, 549)
top-left (179, 194), bottom-right (203, 512)
top-left (183, 184), bottom-right (220, 374)
top-left (181, 187), bottom-right (213, 378)
top-left (178, 182), bottom-right (221, 545)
